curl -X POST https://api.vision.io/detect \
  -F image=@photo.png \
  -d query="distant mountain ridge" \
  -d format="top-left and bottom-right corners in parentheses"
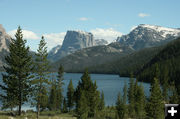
top-left (116, 24), bottom-right (180, 50)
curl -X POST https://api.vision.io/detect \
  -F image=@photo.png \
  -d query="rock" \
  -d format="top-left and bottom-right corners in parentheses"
top-left (0, 24), bottom-right (11, 69)
top-left (94, 39), bottom-right (108, 46)
top-left (116, 24), bottom-right (180, 50)
top-left (48, 30), bottom-right (94, 61)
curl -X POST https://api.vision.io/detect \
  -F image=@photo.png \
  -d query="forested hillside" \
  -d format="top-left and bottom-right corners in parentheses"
top-left (88, 46), bottom-right (161, 76)
top-left (51, 42), bottom-right (134, 72)
top-left (137, 37), bottom-right (180, 95)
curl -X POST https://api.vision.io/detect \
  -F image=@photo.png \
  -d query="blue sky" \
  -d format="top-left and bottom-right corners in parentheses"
top-left (1, 0), bottom-right (180, 51)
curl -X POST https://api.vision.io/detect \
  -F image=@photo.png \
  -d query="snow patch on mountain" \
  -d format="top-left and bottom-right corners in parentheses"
top-left (139, 24), bottom-right (180, 38)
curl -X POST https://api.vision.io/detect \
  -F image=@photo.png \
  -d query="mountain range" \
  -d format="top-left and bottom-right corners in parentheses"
top-left (116, 24), bottom-right (180, 50)
top-left (0, 24), bottom-right (180, 74)
top-left (51, 24), bottom-right (180, 72)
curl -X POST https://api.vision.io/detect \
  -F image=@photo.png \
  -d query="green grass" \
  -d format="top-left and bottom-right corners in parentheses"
top-left (0, 111), bottom-right (77, 119)
top-left (0, 107), bottom-right (117, 119)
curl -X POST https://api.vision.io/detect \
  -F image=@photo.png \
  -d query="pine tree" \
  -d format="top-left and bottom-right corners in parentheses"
top-left (89, 80), bottom-right (100, 117)
top-left (75, 69), bottom-right (100, 118)
top-left (62, 98), bottom-right (68, 113)
top-left (169, 81), bottom-right (179, 104)
top-left (48, 78), bottom-right (57, 111)
top-left (77, 91), bottom-right (89, 119)
top-left (135, 84), bottom-right (146, 119)
top-left (147, 78), bottom-right (164, 119)
top-left (67, 79), bottom-right (74, 111)
top-left (127, 73), bottom-right (135, 118)
top-left (98, 91), bottom-right (105, 111)
top-left (154, 63), bottom-right (160, 79)
top-left (56, 65), bottom-right (64, 111)
top-left (116, 92), bottom-right (125, 119)
top-left (0, 26), bottom-right (34, 115)
top-left (31, 36), bottom-right (50, 119)
top-left (39, 86), bottom-right (48, 111)
top-left (162, 66), bottom-right (169, 102)
top-left (122, 82), bottom-right (127, 118)
top-left (123, 82), bottom-right (127, 104)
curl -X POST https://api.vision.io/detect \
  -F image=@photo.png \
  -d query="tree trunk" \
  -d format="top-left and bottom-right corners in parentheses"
top-left (18, 86), bottom-right (22, 116)
top-left (37, 104), bottom-right (40, 119)
top-left (18, 100), bottom-right (21, 116)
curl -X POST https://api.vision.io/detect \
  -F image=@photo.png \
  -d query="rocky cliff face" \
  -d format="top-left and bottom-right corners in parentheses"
top-left (48, 30), bottom-right (94, 61)
top-left (116, 24), bottom-right (180, 50)
top-left (60, 30), bottom-right (94, 52)
top-left (0, 24), bottom-right (11, 69)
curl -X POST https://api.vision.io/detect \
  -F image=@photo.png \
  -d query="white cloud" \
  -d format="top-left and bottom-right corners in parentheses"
top-left (43, 32), bottom-right (66, 49)
top-left (90, 28), bottom-right (123, 43)
top-left (79, 17), bottom-right (89, 21)
top-left (138, 13), bottom-right (150, 18)
top-left (8, 29), bottom-right (66, 51)
top-left (8, 29), bottom-right (39, 40)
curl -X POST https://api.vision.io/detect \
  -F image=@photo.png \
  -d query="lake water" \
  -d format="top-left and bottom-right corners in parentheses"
top-left (0, 72), bottom-right (151, 110)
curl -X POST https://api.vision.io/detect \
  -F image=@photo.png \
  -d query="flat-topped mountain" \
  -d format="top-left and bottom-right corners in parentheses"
top-left (48, 30), bottom-right (108, 61)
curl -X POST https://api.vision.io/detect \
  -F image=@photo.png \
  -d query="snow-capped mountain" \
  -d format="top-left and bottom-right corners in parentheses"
top-left (117, 24), bottom-right (180, 50)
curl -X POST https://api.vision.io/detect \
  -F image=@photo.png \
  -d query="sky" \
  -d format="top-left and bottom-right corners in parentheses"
top-left (1, 0), bottom-right (180, 51)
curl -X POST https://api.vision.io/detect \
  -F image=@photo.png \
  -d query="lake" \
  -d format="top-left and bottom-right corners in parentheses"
top-left (0, 72), bottom-right (151, 110)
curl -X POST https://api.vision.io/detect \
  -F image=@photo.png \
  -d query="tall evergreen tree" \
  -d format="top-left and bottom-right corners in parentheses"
top-left (169, 81), bottom-right (179, 104)
top-left (0, 26), bottom-right (34, 115)
top-left (122, 82), bottom-right (128, 118)
top-left (98, 91), bottom-right (105, 111)
top-left (32, 36), bottom-right (50, 119)
top-left (77, 91), bottom-right (89, 119)
top-left (162, 66), bottom-right (169, 102)
top-left (67, 79), bottom-right (74, 111)
top-left (39, 86), bottom-right (48, 111)
top-left (147, 78), bottom-right (164, 119)
top-left (90, 81), bottom-right (100, 117)
top-left (62, 98), bottom-right (68, 113)
top-left (135, 84), bottom-right (146, 119)
top-left (48, 78), bottom-right (57, 111)
top-left (116, 92), bottom-right (126, 119)
top-left (75, 69), bottom-right (100, 117)
top-left (154, 63), bottom-right (160, 79)
top-left (123, 82), bottom-right (127, 104)
top-left (56, 65), bottom-right (64, 111)
top-left (127, 73), bottom-right (135, 118)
